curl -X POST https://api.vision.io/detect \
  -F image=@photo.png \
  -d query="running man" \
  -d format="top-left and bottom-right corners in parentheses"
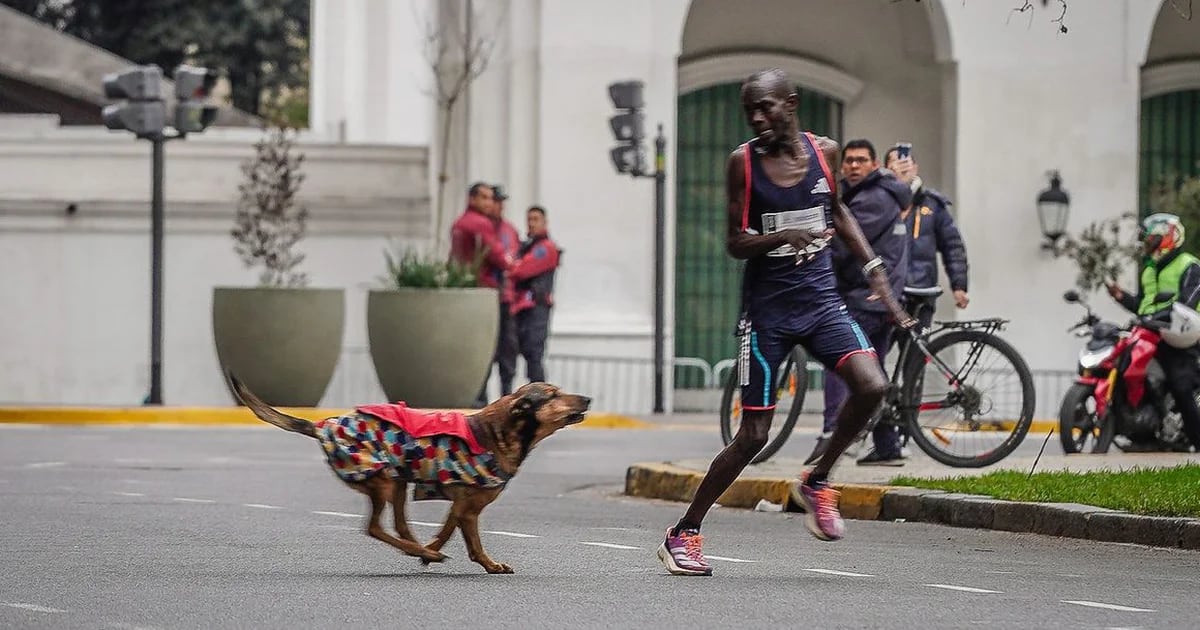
top-left (658, 68), bottom-right (915, 576)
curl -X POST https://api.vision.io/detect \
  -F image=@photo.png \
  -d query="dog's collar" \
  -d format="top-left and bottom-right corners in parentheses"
top-left (466, 414), bottom-right (490, 451)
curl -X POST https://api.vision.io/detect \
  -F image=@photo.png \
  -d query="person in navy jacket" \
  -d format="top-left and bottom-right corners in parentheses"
top-left (883, 144), bottom-right (970, 323)
top-left (509, 206), bottom-right (561, 385)
top-left (806, 139), bottom-right (912, 468)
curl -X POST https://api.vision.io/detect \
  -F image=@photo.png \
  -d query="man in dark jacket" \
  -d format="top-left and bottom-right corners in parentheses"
top-left (510, 206), bottom-right (561, 385)
top-left (805, 139), bottom-right (911, 467)
top-left (884, 145), bottom-right (970, 331)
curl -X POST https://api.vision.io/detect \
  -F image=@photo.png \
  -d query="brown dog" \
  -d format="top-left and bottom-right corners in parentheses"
top-left (227, 371), bottom-right (591, 574)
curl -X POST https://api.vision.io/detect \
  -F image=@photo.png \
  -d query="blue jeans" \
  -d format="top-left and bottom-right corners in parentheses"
top-left (822, 309), bottom-right (899, 457)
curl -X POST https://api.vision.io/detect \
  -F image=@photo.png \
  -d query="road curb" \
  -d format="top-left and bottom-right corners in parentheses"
top-left (624, 462), bottom-right (1200, 551)
top-left (0, 407), bottom-right (651, 430)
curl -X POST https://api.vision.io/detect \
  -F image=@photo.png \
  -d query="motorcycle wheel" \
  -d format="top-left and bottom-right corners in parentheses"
top-left (1058, 383), bottom-right (1112, 454)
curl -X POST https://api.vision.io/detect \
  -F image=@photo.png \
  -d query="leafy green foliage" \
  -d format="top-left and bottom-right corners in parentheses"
top-left (1053, 212), bottom-right (1143, 294)
top-left (231, 126), bottom-right (309, 288)
top-left (1, 0), bottom-right (309, 120)
top-left (892, 463), bottom-right (1200, 517)
top-left (379, 243), bottom-right (482, 290)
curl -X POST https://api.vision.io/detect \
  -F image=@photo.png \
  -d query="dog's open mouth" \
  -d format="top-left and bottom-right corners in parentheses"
top-left (565, 412), bottom-right (587, 425)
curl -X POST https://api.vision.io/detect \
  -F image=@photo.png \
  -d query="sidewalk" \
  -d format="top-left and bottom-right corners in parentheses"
top-left (625, 447), bottom-right (1200, 551)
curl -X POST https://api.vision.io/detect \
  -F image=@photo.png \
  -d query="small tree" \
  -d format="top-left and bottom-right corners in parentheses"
top-left (230, 125), bottom-right (310, 287)
top-left (1053, 212), bottom-right (1143, 294)
top-left (418, 0), bottom-right (502, 255)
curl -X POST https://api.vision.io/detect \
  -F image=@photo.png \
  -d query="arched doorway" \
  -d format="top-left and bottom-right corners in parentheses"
top-left (1140, 2), bottom-right (1200, 214)
top-left (673, 0), bottom-right (955, 391)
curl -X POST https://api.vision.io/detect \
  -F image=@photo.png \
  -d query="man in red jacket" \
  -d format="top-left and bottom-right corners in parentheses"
top-left (491, 185), bottom-right (522, 398)
top-left (449, 182), bottom-right (511, 286)
top-left (449, 182), bottom-right (516, 407)
top-left (509, 206), bottom-right (561, 384)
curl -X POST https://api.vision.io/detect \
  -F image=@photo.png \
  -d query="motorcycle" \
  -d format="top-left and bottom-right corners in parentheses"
top-left (1058, 288), bottom-right (1197, 454)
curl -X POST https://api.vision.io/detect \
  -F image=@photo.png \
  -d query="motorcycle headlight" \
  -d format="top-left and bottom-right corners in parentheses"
top-left (1079, 347), bottom-right (1111, 369)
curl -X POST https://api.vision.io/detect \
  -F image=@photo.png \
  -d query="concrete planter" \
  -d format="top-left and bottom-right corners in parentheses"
top-left (367, 287), bottom-right (498, 408)
top-left (212, 287), bottom-right (345, 407)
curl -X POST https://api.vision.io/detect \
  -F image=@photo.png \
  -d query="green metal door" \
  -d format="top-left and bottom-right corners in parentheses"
top-left (1140, 89), bottom-right (1200, 214)
top-left (674, 82), bottom-right (843, 388)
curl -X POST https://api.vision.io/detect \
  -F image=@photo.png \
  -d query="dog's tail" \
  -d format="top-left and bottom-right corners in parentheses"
top-left (227, 371), bottom-right (317, 438)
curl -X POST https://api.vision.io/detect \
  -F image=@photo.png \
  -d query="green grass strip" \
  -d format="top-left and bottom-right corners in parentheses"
top-left (890, 462), bottom-right (1200, 518)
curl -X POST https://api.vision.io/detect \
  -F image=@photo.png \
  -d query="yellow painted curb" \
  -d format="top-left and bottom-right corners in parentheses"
top-left (1029, 420), bottom-right (1056, 433)
top-left (834, 483), bottom-right (890, 521)
top-left (625, 462), bottom-right (792, 510)
top-left (0, 407), bottom-right (652, 430)
top-left (625, 462), bottom-right (898, 518)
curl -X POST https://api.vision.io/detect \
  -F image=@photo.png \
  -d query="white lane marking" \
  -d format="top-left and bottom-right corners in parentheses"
top-left (242, 503), bottom-right (282, 510)
top-left (411, 521), bottom-right (440, 527)
top-left (2, 602), bottom-right (67, 613)
top-left (803, 568), bottom-right (874, 577)
top-left (171, 497), bottom-right (215, 504)
top-left (706, 555), bottom-right (756, 563)
top-left (1062, 600), bottom-right (1155, 613)
top-left (111, 491), bottom-right (146, 497)
top-left (313, 510), bottom-right (360, 518)
top-left (924, 584), bottom-right (1002, 594)
top-left (484, 530), bottom-right (540, 538)
top-left (986, 570), bottom-right (1017, 575)
top-left (580, 542), bottom-right (640, 550)
top-left (591, 527), bottom-right (636, 532)
top-left (24, 461), bottom-right (66, 469)
top-left (107, 623), bottom-right (161, 630)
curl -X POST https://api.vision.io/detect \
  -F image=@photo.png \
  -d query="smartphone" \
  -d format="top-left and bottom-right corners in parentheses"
top-left (895, 142), bottom-right (912, 161)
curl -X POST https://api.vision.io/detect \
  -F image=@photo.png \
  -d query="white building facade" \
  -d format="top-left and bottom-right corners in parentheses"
top-left (3, 0), bottom-right (1198, 412)
top-left (311, 0), bottom-right (1199, 413)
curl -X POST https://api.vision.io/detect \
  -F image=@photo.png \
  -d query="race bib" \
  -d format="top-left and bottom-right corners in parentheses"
top-left (761, 205), bottom-right (828, 258)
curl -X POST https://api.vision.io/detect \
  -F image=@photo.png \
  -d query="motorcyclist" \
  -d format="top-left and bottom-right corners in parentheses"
top-left (1106, 213), bottom-right (1200, 451)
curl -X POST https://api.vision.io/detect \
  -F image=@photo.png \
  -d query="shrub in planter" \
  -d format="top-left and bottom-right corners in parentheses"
top-left (367, 242), bottom-right (498, 408)
top-left (212, 125), bottom-right (344, 406)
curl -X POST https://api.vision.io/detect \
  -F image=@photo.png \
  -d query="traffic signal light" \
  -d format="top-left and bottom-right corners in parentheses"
top-left (608, 80), bottom-right (646, 175)
top-left (101, 65), bottom-right (165, 137)
top-left (172, 64), bottom-right (219, 135)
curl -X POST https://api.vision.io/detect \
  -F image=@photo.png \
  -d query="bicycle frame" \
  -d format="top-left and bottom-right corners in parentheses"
top-left (875, 317), bottom-right (1013, 440)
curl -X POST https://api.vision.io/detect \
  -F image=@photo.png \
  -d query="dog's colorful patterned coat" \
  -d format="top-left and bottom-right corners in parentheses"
top-left (314, 409), bottom-right (511, 501)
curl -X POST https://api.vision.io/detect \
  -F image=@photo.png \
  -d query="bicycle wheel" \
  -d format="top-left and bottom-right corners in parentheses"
top-left (900, 329), bottom-right (1035, 467)
top-left (719, 346), bottom-right (809, 464)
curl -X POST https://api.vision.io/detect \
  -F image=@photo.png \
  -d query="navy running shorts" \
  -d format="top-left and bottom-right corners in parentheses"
top-left (737, 304), bottom-right (876, 410)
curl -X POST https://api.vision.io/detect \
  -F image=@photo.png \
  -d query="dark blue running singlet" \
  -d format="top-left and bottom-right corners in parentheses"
top-left (739, 132), bottom-right (842, 331)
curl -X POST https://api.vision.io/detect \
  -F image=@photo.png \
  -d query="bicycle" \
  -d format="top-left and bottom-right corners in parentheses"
top-left (718, 288), bottom-right (1037, 467)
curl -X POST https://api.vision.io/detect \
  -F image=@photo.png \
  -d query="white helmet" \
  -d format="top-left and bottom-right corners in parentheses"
top-left (1160, 302), bottom-right (1200, 348)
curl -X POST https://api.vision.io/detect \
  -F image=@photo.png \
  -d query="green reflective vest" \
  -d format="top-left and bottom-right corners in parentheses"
top-left (1138, 251), bottom-right (1200, 315)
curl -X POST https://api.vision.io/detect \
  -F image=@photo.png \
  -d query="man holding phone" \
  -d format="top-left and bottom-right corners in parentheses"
top-left (884, 142), bottom-right (970, 332)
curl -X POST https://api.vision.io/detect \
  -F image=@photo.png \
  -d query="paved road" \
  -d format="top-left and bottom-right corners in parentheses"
top-left (1, 422), bottom-right (1198, 629)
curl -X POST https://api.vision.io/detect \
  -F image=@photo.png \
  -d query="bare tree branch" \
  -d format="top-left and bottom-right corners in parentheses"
top-left (1007, 1), bottom-right (1034, 29)
top-left (416, 0), bottom-right (504, 255)
top-left (1050, 0), bottom-right (1069, 33)
top-left (1168, 0), bottom-right (1193, 20)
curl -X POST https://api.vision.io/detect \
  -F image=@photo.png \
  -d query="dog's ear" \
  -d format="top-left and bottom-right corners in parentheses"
top-left (513, 385), bottom-right (553, 417)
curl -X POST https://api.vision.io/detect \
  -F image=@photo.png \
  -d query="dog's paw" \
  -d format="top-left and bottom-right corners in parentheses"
top-left (485, 563), bottom-right (514, 574)
top-left (418, 549), bottom-right (448, 565)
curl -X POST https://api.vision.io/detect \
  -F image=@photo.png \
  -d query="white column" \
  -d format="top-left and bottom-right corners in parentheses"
top-left (309, 0), bottom-right (432, 145)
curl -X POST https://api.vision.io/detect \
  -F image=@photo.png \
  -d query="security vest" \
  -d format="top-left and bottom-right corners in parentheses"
top-left (1138, 251), bottom-right (1200, 315)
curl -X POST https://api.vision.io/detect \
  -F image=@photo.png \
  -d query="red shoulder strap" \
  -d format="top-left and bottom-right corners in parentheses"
top-left (805, 132), bottom-right (837, 200)
top-left (740, 142), bottom-right (752, 231)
